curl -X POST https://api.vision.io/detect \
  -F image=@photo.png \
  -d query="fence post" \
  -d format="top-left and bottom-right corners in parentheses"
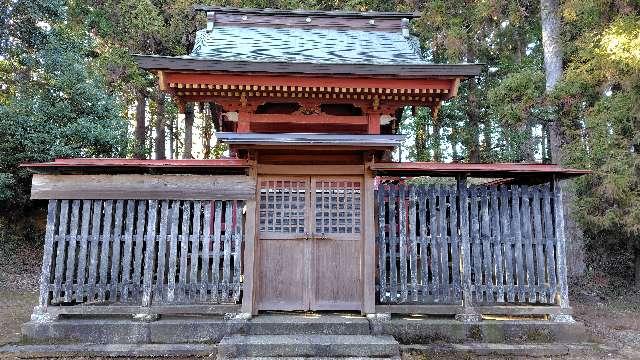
top-left (31, 200), bottom-right (59, 322)
top-left (551, 177), bottom-right (575, 322)
top-left (455, 177), bottom-right (481, 322)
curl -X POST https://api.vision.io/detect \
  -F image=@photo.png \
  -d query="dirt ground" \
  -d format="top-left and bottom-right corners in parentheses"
top-left (1, 241), bottom-right (639, 358)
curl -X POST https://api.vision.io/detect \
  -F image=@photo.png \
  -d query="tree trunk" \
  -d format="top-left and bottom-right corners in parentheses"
top-left (465, 46), bottom-right (481, 163)
top-left (154, 91), bottom-right (166, 160)
top-left (182, 103), bottom-right (194, 159)
top-left (541, 0), bottom-right (585, 278)
top-left (133, 90), bottom-right (147, 159)
top-left (635, 244), bottom-right (640, 288)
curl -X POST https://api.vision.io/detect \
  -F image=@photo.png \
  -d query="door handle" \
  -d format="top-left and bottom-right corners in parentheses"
top-left (296, 232), bottom-right (310, 241)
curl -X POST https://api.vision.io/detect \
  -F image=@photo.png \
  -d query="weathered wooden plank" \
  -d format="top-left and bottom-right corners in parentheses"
top-left (142, 200), bottom-right (158, 307)
top-left (418, 187), bottom-right (429, 303)
top-left (428, 186), bottom-right (440, 301)
top-left (167, 201), bottom-right (180, 303)
top-left (553, 180), bottom-right (571, 309)
top-left (200, 201), bottom-right (212, 301)
top-left (120, 200), bottom-right (136, 302)
top-left (108, 200), bottom-right (124, 301)
top-left (46, 304), bottom-right (240, 316)
top-left (377, 186), bottom-right (387, 303)
top-left (398, 185), bottom-right (408, 303)
top-left (64, 200), bottom-right (80, 303)
top-left (179, 201), bottom-right (191, 301)
top-left (542, 184), bottom-right (557, 303)
top-left (86, 200), bottom-right (103, 301)
top-left (211, 200), bottom-right (223, 303)
top-left (75, 200), bottom-right (92, 303)
top-left (31, 174), bottom-right (256, 200)
top-left (500, 186), bottom-right (515, 303)
top-left (98, 200), bottom-right (113, 302)
top-left (190, 201), bottom-right (202, 300)
top-left (408, 186), bottom-right (418, 302)
top-left (232, 200), bottom-right (243, 302)
top-left (388, 185), bottom-right (398, 302)
top-left (155, 201), bottom-right (169, 301)
top-left (490, 187), bottom-right (505, 303)
top-left (470, 186), bottom-right (482, 302)
top-left (511, 186), bottom-right (525, 302)
top-left (449, 187), bottom-right (461, 302)
top-left (457, 179), bottom-right (472, 309)
top-left (241, 196), bottom-right (256, 314)
top-left (223, 200), bottom-right (233, 302)
top-left (437, 186), bottom-right (450, 303)
top-left (132, 201), bottom-right (147, 301)
top-left (532, 187), bottom-right (548, 303)
top-left (521, 186), bottom-right (536, 303)
top-left (38, 200), bottom-right (59, 309)
top-left (52, 200), bottom-right (69, 303)
top-left (480, 187), bottom-right (493, 302)
top-left (363, 166), bottom-right (377, 314)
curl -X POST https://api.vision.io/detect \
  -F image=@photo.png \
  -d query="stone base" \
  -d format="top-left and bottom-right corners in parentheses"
top-left (454, 313), bottom-right (482, 323)
top-left (22, 314), bottom-right (591, 346)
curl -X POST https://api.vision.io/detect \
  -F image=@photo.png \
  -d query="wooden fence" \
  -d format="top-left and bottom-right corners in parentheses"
top-left (38, 199), bottom-right (245, 313)
top-left (376, 182), bottom-right (570, 310)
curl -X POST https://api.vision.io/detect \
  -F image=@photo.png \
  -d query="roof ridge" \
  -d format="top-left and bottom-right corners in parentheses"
top-left (192, 6), bottom-right (421, 19)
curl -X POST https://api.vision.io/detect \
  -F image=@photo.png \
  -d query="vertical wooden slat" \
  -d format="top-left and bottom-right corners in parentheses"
top-left (233, 200), bottom-right (244, 301)
top-left (438, 186), bottom-right (450, 303)
top-left (480, 188), bottom-right (493, 302)
top-left (490, 187), bottom-right (505, 302)
top-left (458, 179), bottom-right (473, 309)
top-left (190, 201), bottom-right (202, 300)
top-left (211, 200), bottom-right (222, 303)
top-left (167, 201), bottom-right (180, 303)
top-left (87, 200), bottom-right (103, 301)
top-left (418, 187), bottom-right (429, 303)
top-left (428, 186), bottom-right (440, 301)
top-left (132, 201), bottom-right (147, 301)
top-left (470, 187), bottom-right (482, 302)
top-left (52, 200), bottom-right (69, 303)
top-left (449, 187), bottom-right (461, 302)
top-left (532, 187), bottom-right (548, 303)
top-left (521, 186), bottom-right (536, 302)
top-left (398, 185), bottom-right (408, 302)
top-left (38, 200), bottom-right (59, 309)
top-left (409, 186), bottom-right (418, 302)
top-left (388, 185), bottom-right (398, 302)
top-left (75, 200), bottom-right (92, 303)
top-left (64, 200), bottom-right (80, 302)
top-left (223, 200), bottom-right (233, 302)
top-left (98, 200), bottom-right (113, 301)
top-left (200, 201), bottom-right (212, 301)
top-left (553, 180), bottom-right (571, 309)
top-left (500, 186), bottom-right (515, 302)
top-left (155, 201), bottom-right (169, 301)
top-left (179, 201), bottom-right (191, 301)
top-left (120, 200), bottom-right (135, 302)
top-left (543, 185), bottom-right (557, 302)
top-left (108, 200), bottom-right (124, 301)
top-left (142, 200), bottom-right (158, 307)
top-left (511, 186), bottom-right (525, 302)
top-left (377, 186), bottom-right (387, 303)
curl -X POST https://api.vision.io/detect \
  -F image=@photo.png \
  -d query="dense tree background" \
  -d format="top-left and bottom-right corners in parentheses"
top-left (0, 0), bottom-right (638, 291)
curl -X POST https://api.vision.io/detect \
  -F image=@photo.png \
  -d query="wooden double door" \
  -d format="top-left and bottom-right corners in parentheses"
top-left (256, 176), bottom-right (363, 311)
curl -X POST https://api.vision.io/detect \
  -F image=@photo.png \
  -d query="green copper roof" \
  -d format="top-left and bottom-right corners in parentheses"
top-left (190, 26), bottom-right (427, 65)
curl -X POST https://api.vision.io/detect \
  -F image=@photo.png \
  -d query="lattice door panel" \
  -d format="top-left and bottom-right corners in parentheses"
top-left (313, 179), bottom-right (362, 236)
top-left (258, 178), bottom-right (309, 239)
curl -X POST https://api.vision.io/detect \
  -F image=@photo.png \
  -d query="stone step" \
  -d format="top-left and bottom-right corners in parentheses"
top-left (217, 334), bottom-right (400, 359)
top-left (0, 343), bottom-right (218, 358)
top-left (246, 314), bottom-right (371, 335)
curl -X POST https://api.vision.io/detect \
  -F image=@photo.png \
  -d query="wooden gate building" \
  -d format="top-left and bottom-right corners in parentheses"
top-left (24, 7), bottom-right (589, 322)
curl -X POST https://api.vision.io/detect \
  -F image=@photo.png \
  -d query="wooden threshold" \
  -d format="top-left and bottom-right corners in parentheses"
top-left (45, 304), bottom-right (240, 316)
top-left (375, 304), bottom-right (571, 316)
